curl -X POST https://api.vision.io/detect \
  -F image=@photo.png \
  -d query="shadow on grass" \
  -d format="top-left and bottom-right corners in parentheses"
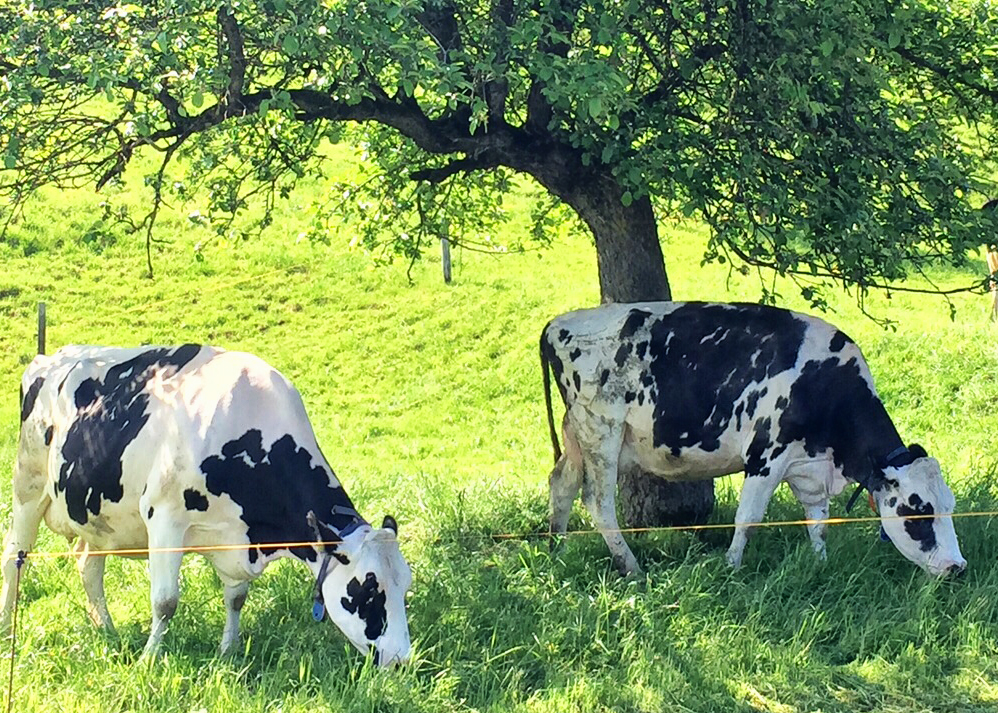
top-left (412, 478), bottom-right (998, 712)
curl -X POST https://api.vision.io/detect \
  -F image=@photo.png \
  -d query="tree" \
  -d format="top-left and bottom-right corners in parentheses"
top-left (3, 0), bottom-right (998, 527)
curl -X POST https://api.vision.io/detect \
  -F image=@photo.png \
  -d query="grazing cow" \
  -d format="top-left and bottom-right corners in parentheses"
top-left (540, 302), bottom-right (967, 577)
top-left (2, 345), bottom-right (412, 665)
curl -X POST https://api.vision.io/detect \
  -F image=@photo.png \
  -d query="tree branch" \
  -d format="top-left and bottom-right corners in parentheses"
top-left (410, 154), bottom-right (502, 182)
top-left (484, 0), bottom-right (515, 122)
top-left (217, 5), bottom-right (247, 110)
top-left (526, 1), bottom-right (581, 133)
top-left (416, 0), bottom-right (463, 60)
top-left (894, 45), bottom-right (998, 103)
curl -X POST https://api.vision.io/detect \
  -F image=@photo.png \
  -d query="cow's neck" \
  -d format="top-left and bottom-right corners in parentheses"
top-left (831, 398), bottom-right (905, 488)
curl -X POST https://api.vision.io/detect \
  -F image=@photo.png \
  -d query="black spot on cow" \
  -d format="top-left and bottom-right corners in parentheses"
top-left (147, 507), bottom-right (154, 519)
top-left (569, 348), bottom-right (582, 361)
top-left (897, 495), bottom-right (937, 552)
top-left (829, 330), bottom-right (852, 353)
top-left (734, 402), bottom-right (745, 431)
top-left (184, 488), bottom-right (209, 512)
top-left (887, 496), bottom-right (897, 507)
top-left (775, 396), bottom-right (789, 410)
top-left (614, 343), bottom-right (633, 367)
top-left (640, 373), bottom-right (654, 388)
top-left (74, 378), bottom-right (102, 409)
top-left (645, 304), bottom-right (808, 453)
top-left (340, 572), bottom-right (388, 641)
top-left (625, 391), bottom-right (636, 403)
top-left (619, 309), bottom-right (652, 340)
top-left (637, 391), bottom-right (645, 406)
top-left (57, 345), bottom-right (202, 526)
top-left (44, 426), bottom-right (53, 445)
top-left (635, 341), bottom-right (649, 359)
top-left (558, 329), bottom-right (572, 344)
top-left (777, 356), bottom-right (902, 486)
top-left (222, 428), bottom-right (267, 463)
top-left (745, 418), bottom-right (773, 477)
top-left (573, 372), bottom-right (581, 392)
top-left (20, 377), bottom-right (45, 422)
top-left (745, 390), bottom-right (763, 418)
top-left (599, 370), bottom-right (610, 387)
top-left (770, 444), bottom-right (787, 460)
top-left (201, 428), bottom-right (360, 564)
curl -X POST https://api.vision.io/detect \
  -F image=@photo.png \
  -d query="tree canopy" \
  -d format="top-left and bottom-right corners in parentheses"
top-left (2, 0), bottom-right (998, 302)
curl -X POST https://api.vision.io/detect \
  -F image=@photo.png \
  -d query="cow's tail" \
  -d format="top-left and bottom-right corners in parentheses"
top-left (540, 326), bottom-right (562, 463)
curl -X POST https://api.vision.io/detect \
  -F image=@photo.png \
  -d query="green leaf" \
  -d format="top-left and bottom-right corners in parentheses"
top-left (588, 96), bottom-right (603, 119)
top-left (888, 29), bottom-right (901, 49)
top-left (191, 91), bottom-right (204, 108)
top-left (282, 34), bottom-right (300, 54)
top-left (621, 190), bottom-right (633, 207)
top-left (3, 155), bottom-right (15, 170)
top-left (820, 39), bottom-right (834, 57)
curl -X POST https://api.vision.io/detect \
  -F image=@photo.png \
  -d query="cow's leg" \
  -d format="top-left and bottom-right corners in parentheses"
top-left (726, 473), bottom-right (781, 568)
top-left (219, 580), bottom-right (249, 656)
top-left (75, 540), bottom-right (116, 633)
top-left (142, 518), bottom-right (186, 657)
top-left (784, 458), bottom-right (835, 561)
top-left (548, 455), bottom-right (582, 540)
top-left (549, 423), bottom-right (584, 540)
top-left (0, 472), bottom-right (49, 633)
top-left (802, 501), bottom-right (830, 560)
top-left (577, 422), bottom-right (639, 576)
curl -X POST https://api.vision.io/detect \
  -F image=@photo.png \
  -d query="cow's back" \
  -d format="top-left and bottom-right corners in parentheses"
top-left (19, 345), bottom-right (220, 546)
top-left (543, 302), bottom-right (873, 479)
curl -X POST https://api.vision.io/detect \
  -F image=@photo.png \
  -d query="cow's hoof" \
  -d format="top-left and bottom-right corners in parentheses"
top-left (724, 550), bottom-right (743, 569)
top-left (613, 555), bottom-right (642, 578)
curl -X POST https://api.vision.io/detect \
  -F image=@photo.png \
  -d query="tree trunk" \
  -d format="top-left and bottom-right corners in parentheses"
top-left (561, 175), bottom-right (716, 528)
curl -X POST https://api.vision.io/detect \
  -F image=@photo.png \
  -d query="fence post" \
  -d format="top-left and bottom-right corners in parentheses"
top-left (441, 235), bottom-right (452, 284)
top-left (37, 302), bottom-right (46, 355)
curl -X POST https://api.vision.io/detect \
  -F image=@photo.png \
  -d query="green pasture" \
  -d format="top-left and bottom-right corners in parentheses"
top-left (1, 147), bottom-right (998, 712)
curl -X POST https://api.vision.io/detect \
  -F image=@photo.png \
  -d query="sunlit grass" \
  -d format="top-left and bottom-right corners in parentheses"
top-left (0, 143), bottom-right (997, 711)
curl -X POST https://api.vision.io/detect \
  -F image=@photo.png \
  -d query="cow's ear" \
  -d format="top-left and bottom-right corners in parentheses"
top-left (382, 515), bottom-right (398, 534)
top-left (908, 443), bottom-right (928, 460)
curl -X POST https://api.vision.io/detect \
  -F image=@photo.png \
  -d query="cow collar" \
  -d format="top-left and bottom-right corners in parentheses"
top-left (310, 505), bottom-right (367, 622)
top-left (845, 446), bottom-right (912, 512)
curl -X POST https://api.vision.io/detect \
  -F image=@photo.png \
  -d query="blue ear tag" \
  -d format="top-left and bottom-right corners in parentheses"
top-left (880, 526), bottom-right (891, 542)
top-left (312, 600), bottom-right (326, 622)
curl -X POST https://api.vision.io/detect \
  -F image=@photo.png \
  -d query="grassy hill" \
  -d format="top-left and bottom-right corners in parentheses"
top-left (1, 146), bottom-right (997, 712)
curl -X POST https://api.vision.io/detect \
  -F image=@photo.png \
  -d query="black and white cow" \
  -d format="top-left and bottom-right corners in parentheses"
top-left (540, 302), bottom-right (966, 577)
top-left (2, 345), bottom-right (412, 665)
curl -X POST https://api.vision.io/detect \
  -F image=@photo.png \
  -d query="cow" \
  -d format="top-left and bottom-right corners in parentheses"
top-left (2, 344), bottom-right (412, 665)
top-left (540, 302), bottom-right (967, 578)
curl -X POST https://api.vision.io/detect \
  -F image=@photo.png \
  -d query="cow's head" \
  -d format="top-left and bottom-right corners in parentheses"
top-left (869, 445), bottom-right (966, 577)
top-left (309, 514), bottom-right (412, 666)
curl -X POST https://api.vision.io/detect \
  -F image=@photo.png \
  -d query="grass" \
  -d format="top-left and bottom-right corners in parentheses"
top-left (1, 144), bottom-right (998, 712)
